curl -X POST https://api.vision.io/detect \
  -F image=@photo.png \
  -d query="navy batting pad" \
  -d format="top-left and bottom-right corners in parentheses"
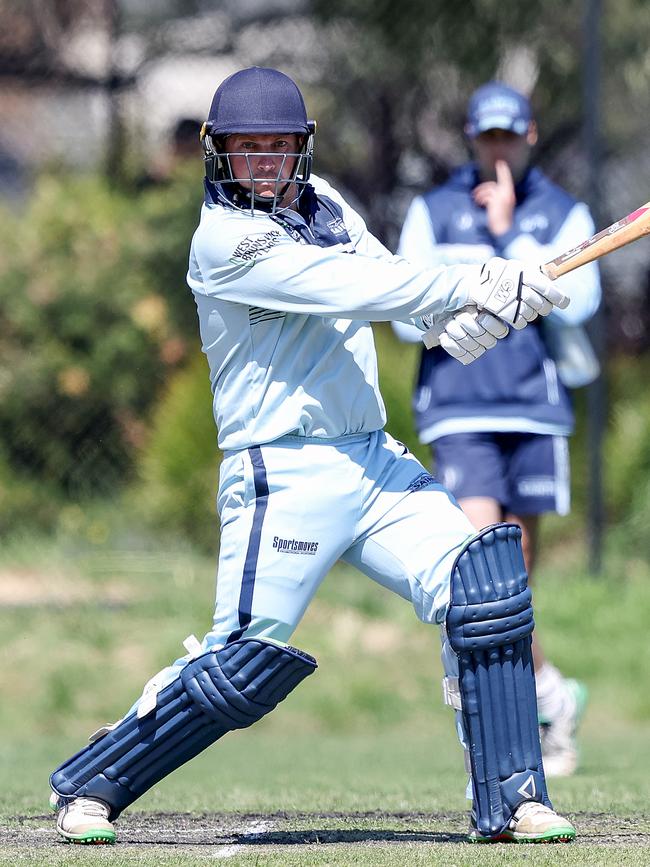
top-left (50, 638), bottom-right (317, 820)
top-left (446, 523), bottom-right (550, 837)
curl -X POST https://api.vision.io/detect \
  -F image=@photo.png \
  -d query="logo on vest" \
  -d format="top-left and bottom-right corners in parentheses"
top-left (455, 212), bottom-right (474, 231)
top-left (520, 213), bottom-right (549, 233)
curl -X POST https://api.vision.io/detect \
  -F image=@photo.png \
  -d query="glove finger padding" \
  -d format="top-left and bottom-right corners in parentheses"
top-left (472, 328), bottom-right (497, 349)
top-left (454, 311), bottom-right (500, 349)
top-left (478, 312), bottom-right (510, 340)
top-left (421, 306), bottom-right (511, 364)
top-left (433, 307), bottom-right (514, 364)
top-left (439, 331), bottom-right (486, 364)
top-left (446, 311), bottom-right (496, 349)
top-left (523, 289), bottom-right (553, 317)
top-left (471, 258), bottom-right (569, 329)
top-left (524, 267), bottom-right (570, 309)
top-left (514, 297), bottom-right (540, 325)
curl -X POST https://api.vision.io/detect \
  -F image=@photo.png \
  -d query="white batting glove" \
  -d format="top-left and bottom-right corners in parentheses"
top-left (422, 306), bottom-right (509, 364)
top-left (470, 257), bottom-right (569, 328)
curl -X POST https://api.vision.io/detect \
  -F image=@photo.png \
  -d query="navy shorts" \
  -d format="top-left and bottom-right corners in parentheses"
top-left (432, 431), bottom-right (570, 516)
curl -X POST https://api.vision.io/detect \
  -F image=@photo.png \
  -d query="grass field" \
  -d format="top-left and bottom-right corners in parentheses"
top-left (1, 516), bottom-right (649, 864)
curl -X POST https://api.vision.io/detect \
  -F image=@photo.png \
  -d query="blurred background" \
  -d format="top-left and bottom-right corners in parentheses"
top-left (1, 0), bottom-right (650, 770)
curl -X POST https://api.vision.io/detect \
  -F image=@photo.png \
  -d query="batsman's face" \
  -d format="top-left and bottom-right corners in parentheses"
top-left (472, 125), bottom-right (537, 183)
top-left (225, 133), bottom-right (301, 201)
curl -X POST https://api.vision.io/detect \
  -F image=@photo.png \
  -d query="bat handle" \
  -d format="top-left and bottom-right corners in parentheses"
top-left (541, 261), bottom-right (561, 281)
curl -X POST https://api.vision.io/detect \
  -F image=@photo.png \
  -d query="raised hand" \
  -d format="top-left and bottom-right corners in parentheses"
top-left (473, 159), bottom-right (516, 236)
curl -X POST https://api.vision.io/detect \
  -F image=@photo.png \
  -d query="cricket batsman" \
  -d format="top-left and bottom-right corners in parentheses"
top-left (49, 66), bottom-right (576, 845)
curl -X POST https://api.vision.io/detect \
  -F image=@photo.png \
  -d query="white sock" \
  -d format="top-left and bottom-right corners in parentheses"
top-left (535, 662), bottom-right (566, 720)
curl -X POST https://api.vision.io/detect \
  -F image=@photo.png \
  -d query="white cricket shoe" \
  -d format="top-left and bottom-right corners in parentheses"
top-left (51, 793), bottom-right (115, 845)
top-left (469, 800), bottom-right (576, 843)
top-left (540, 679), bottom-right (588, 777)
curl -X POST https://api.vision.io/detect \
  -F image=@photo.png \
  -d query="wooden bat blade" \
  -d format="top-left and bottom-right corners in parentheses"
top-left (542, 202), bottom-right (650, 280)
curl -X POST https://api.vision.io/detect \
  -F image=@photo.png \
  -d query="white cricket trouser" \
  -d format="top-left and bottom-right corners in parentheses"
top-left (206, 430), bottom-right (475, 645)
top-left (131, 430), bottom-right (475, 757)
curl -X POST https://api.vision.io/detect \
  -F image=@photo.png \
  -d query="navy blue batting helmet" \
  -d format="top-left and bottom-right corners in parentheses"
top-left (201, 67), bottom-right (315, 214)
top-left (205, 66), bottom-right (311, 136)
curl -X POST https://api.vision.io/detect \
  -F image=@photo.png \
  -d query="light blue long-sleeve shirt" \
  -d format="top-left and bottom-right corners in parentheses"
top-left (187, 174), bottom-right (480, 451)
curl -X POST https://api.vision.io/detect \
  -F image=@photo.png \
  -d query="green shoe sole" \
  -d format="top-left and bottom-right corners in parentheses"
top-left (61, 829), bottom-right (116, 845)
top-left (469, 826), bottom-right (576, 844)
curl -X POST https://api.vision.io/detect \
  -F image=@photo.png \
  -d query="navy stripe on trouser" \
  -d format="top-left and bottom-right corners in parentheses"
top-left (226, 446), bottom-right (269, 644)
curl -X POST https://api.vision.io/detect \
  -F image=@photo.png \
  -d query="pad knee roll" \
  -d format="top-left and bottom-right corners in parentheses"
top-left (445, 523), bottom-right (550, 837)
top-left (50, 638), bottom-right (317, 820)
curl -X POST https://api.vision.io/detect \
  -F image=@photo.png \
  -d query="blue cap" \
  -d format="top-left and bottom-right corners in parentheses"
top-left (206, 67), bottom-right (310, 136)
top-left (465, 82), bottom-right (532, 138)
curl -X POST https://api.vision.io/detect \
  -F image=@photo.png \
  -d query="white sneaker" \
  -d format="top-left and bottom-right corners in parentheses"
top-left (469, 801), bottom-right (576, 843)
top-left (52, 794), bottom-right (116, 845)
top-left (540, 679), bottom-right (588, 777)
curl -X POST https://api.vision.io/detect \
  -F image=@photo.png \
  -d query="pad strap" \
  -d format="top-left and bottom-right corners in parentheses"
top-left (51, 638), bottom-right (317, 820)
top-left (446, 523), bottom-right (551, 837)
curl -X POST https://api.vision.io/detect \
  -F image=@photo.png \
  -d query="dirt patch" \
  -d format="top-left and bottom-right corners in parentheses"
top-left (3, 811), bottom-right (649, 849)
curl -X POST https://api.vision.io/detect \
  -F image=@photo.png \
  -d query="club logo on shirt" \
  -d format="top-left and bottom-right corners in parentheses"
top-left (327, 216), bottom-right (347, 235)
top-left (408, 472), bottom-right (437, 492)
top-left (272, 536), bottom-right (320, 555)
top-left (230, 230), bottom-right (283, 265)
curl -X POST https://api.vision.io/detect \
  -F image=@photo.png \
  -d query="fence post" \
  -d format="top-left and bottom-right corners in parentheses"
top-left (104, 0), bottom-right (126, 184)
top-left (583, 0), bottom-right (605, 575)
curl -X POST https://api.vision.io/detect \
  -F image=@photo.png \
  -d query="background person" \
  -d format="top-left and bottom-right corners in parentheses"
top-left (394, 81), bottom-right (602, 777)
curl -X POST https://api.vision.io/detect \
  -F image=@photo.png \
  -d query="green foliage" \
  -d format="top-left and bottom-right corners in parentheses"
top-left (313, 0), bottom-right (552, 82)
top-left (540, 354), bottom-right (650, 566)
top-left (0, 445), bottom-right (63, 534)
top-left (602, 354), bottom-right (650, 559)
top-left (0, 166), bottom-right (202, 526)
top-left (605, 356), bottom-right (650, 514)
top-left (134, 351), bottom-right (221, 551)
